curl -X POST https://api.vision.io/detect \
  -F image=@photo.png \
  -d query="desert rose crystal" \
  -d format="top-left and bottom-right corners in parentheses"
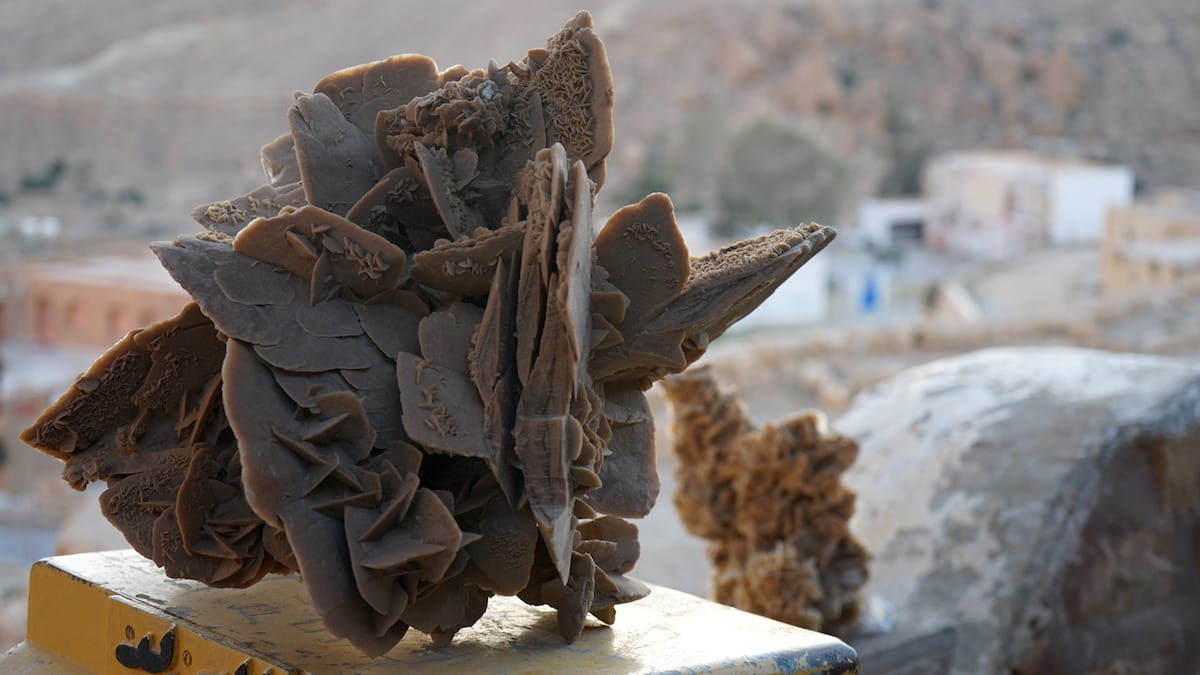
top-left (22, 12), bottom-right (834, 656)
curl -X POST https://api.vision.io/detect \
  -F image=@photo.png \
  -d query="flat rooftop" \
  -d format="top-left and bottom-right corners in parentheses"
top-left (21, 253), bottom-right (186, 295)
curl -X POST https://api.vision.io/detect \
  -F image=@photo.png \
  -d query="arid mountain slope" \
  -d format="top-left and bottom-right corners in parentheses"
top-left (1, 0), bottom-right (1196, 236)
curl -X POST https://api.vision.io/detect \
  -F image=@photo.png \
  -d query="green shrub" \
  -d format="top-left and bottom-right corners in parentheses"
top-left (20, 158), bottom-right (67, 191)
top-left (712, 119), bottom-right (846, 238)
top-left (116, 187), bottom-right (145, 206)
top-left (878, 102), bottom-right (930, 197)
top-left (617, 148), bottom-right (672, 206)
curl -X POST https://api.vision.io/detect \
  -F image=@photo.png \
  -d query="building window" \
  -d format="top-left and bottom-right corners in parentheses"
top-left (891, 219), bottom-right (925, 246)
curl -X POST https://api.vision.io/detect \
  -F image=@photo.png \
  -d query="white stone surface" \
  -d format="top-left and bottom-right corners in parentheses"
top-left (837, 347), bottom-right (1200, 673)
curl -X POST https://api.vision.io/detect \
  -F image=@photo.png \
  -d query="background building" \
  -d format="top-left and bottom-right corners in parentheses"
top-left (1101, 190), bottom-right (1200, 296)
top-left (676, 215), bottom-right (832, 328)
top-left (856, 198), bottom-right (927, 250)
top-left (1, 251), bottom-right (188, 492)
top-left (925, 151), bottom-right (1134, 259)
top-left (14, 253), bottom-right (187, 348)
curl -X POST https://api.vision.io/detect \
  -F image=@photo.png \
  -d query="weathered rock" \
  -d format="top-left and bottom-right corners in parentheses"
top-left (838, 347), bottom-right (1200, 675)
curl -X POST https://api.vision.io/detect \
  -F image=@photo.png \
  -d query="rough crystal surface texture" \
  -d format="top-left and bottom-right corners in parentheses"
top-left (21, 11), bottom-right (834, 656)
top-left (663, 368), bottom-right (868, 637)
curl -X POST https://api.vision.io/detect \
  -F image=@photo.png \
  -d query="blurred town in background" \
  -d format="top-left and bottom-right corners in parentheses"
top-left (0, 0), bottom-right (1198, 653)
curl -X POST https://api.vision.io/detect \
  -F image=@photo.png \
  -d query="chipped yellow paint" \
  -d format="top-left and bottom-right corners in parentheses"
top-left (3, 550), bottom-right (857, 674)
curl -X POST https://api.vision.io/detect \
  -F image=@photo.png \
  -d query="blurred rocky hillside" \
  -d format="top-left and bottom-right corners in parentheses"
top-left (1, 0), bottom-right (1197, 232)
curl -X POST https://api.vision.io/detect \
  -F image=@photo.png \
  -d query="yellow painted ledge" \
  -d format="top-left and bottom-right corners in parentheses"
top-left (3, 550), bottom-right (858, 674)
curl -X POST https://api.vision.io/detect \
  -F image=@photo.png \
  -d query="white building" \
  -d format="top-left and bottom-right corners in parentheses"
top-left (735, 252), bottom-right (830, 329)
top-left (674, 214), bottom-right (830, 328)
top-left (857, 198), bottom-right (927, 250)
top-left (925, 151), bottom-right (1134, 259)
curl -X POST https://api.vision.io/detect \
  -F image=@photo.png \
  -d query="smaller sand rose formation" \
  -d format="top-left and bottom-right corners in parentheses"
top-left (663, 368), bottom-right (869, 636)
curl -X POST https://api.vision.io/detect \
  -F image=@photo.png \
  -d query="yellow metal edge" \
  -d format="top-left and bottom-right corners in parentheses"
top-left (25, 557), bottom-right (113, 673)
top-left (106, 593), bottom-right (288, 675)
top-left (21, 556), bottom-right (289, 674)
top-left (14, 552), bottom-right (860, 674)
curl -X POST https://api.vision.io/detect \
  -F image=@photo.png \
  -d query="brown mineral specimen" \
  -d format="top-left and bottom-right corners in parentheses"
top-left (21, 12), bottom-right (835, 657)
top-left (662, 368), bottom-right (868, 637)
top-left (25, 302), bottom-right (291, 587)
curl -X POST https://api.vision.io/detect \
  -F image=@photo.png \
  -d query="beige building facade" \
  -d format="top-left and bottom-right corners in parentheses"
top-left (2, 252), bottom-right (189, 491)
top-left (10, 254), bottom-right (187, 348)
top-left (1101, 191), bottom-right (1200, 296)
top-left (925, 151), bottom-right (1133, 259)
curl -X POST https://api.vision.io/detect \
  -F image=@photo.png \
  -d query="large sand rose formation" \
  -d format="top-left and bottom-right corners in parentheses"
top-left (22, 12), bottom-right (834, 656)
